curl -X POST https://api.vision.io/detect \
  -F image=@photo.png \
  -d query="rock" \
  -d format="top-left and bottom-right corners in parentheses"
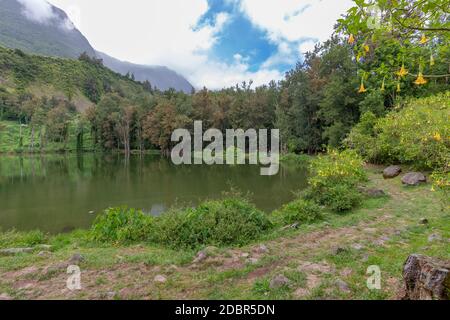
top-left (269, 275), bottom-right (290, 289)
top-left (351, 244), bottom-right (365, 251)
top-left (419, 218), bottom-right (429, 225)
top-left (402, 172), bottom-right (427, 186)
top-left (281, 223), bottom-right (299, 231)
top-left (254, 244), bottom-right (269, 254)
top-left (241, 253), bottom-right (250, 258)
top-left (0, 248), bottom-right (33, 256)
top-left (193, 251), bottom-right (208, 264)
top-left (428, 234), bottom-right (442, 243)
top-left (0, 293), bottom-right (12, 300)
top-left (247, 258), bottom-right (259, 265)
top-left (37, 251), bottom-right (52, 257)
top-left (402, 254), bottom-right (450, 300)
top-left (336, 279), bottom-right (351, 293)
top-left (154, 275), bottom-right (167, 283)
top-left (365, 189), bottom-right (386, 198)
top-left (383, 166), bottom-right (402, 179)
top-left (331, 247), bottom-right (348, 256)
top-left (68, 253), bottom-right (85, 265)
top-left (340, 268), bottom-right (353, 277)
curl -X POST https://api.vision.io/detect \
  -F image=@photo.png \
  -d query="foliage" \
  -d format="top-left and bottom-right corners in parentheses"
top-left (338, 0), bottom-right (450, 97)
top-left (272, 199), bottom-right (322, 225)
top-left (306, 150), bottom-right (367, 212)
top-left (151, 198), bottom-right (272, 249)
top-left (91, 207), bottom-right (154, 244)
top-left (346, 93), bottom-right (450, 169)
top-left (0, 230), bottom-right (46, 249)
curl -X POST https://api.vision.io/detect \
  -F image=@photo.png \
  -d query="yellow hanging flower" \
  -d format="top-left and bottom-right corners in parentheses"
top-left (414, 72), bottom-right (427, 85)
top-left (420, 34), bottom-right (428, 44)
top-left (358, 82), bottom-right (367, 93)
top-left (348, 34), bottom-right (355, 45)
top-left (363, 44), bottom-right (370, 53)
top-left (433, 132), bottom-right (442, 142)
top-left (396, 64), bottom-right (408, 77)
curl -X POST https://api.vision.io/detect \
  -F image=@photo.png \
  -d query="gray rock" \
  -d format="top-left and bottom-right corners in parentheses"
top-left (365, 189), bottom-right (386, 198)
top-left (269, 275), bottom-right (290, 289)
top-left (402, 172), bottom-right (427, 186)
top-left (351, 244), bottom-right (365, 251)
top-left (37, 251), bottom-right (52, 257)
top-left (247, 258), bottom-right (259, 265)
top-left (0, 248), bottom-right (33, 256)
top-left (331, 247), bottom-right (348, 256)
top-left (383, 166), bottom-right (402, 179)
top-left (68, 253), bottom-right (85, 265)
top-left (241, 253), bottom-right (250, 258)
top-left (336, 279), bottom-right (351, 293)
top-left (154, 275), bottom-right (167, 283)
top-left (419, 218), bottom-right (429, 225)
top-left (428, 234), bottom-right (442, 243)
top-left (254, 244), bottom-right (269, 254)
top-left (193, 251), bottom-right (208, 264)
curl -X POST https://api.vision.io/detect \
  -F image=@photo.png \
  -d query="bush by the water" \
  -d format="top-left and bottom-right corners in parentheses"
top-left (91, 199), bottom-right (272, 248)
top-left (346, 93), bottom-right (450, 170)
top-left (272, 199), bottom-right (322, 225)
top-left (91, 207), bottom-right (153, 243)
top-left (151, 199), bottom-right (272, 248)
top-left (305, 150), bottom-right (366, 212)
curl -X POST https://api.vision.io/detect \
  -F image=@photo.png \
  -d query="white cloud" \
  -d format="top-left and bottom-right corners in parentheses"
top-left (17, 0), bottom-right (56, 23)
top-left (45, 0), bottom-right (350, 89)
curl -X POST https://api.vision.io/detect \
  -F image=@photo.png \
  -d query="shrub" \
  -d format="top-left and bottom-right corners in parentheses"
top-left (346, 93), bottom-right (450, 170)
top-left (272, 199), bottom-right (322, 225)
top-left (151, 198), bottom-right (272, 248)
top-left (0, 230), bottom-right (46, 249)
top-left (91, 207), bottom-right (153, 243)
top-left (306, 149), bottom-right (366, 212)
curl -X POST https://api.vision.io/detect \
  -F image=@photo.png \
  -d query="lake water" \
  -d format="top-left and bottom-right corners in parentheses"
top-left (0, 154), bottom-right (308, 233)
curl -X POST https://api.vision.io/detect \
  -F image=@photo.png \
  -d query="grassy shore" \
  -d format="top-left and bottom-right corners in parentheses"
top-left (0, 166), bottom-right (448, 300)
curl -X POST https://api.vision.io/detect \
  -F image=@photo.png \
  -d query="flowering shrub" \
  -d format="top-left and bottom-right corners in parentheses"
top-left (306, 150), bottom-right (367, 212)
top-left (346, 93), bottom-right (450, 170)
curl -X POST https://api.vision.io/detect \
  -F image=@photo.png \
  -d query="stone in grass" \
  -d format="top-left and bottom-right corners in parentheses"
top-left (269, 275), bottom-right (290, 289)
top-left (68, 253), bottom-right (85, 265)
top-left (402, 172), bottom-right (427, 186)
top-left (331, 246), bottom-right (349, 256)
top-left (0, 248), bottom-right (33, 256)
top-left (254, 244), bottom-right (269, 254)
top-left (335, 279), bottom-right (351, 293)
top-left (383, 166), bottom-right (402, 179)
top-left (365, 189), bottom-right (386, 198)
top-left (154, 275), bottom-right (167, 283)
top-left (419, 218), bottom-right (429, 225)
top-left (428, 234), bottom-right (442, 243)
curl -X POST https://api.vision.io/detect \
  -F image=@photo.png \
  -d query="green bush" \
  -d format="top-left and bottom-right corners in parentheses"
top-left (151, 198), bottom-right (272, 248)
top-left (272, 199), bottom-right (322, 225)
top-left (91, 207), bottom-right (153, 243)
top-left (346, 93), bottom-right (450, 170)
top-left (306, 149), bottom-right (366, 212)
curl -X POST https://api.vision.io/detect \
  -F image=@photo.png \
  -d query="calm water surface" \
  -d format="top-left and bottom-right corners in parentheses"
top-left (0, 154), bottom-right (308, 233)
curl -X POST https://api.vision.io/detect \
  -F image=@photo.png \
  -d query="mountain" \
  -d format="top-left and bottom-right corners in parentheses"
top-left (97, 51), bottom-right (194, 93)
top-left (0, 0), bottom-right (193, 93)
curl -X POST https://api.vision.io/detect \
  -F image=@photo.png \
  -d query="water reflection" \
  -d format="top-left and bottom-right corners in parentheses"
top-left (0, 153), bottom-right (308, 233)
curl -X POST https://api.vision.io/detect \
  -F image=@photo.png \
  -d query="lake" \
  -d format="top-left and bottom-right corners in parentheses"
top-left (0, 154), bottom-right (308, 233)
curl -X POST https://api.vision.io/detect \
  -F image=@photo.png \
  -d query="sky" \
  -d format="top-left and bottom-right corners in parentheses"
top-left (24, 0), bottom-right (354, 89)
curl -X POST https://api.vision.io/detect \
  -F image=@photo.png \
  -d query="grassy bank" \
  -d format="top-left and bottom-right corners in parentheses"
top-left (0, 165), bottom-right (448, 300)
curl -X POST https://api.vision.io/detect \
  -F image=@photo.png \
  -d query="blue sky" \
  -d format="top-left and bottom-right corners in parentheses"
top-left (44, 0), bottom-right (354, 88)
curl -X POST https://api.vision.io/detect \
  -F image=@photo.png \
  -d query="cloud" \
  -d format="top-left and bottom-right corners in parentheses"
top-left (17, 0), bottom-right (56, 24)
top-left (45, 0), bottom-right (351, 89)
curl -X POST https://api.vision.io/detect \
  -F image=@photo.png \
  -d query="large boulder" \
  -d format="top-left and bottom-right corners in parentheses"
top-left (402, 254), bottom-right (450, 300)
top-left (402, 172), bottom-right (427, 186)
top-left (383, 166), bottom-right (402, 179)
